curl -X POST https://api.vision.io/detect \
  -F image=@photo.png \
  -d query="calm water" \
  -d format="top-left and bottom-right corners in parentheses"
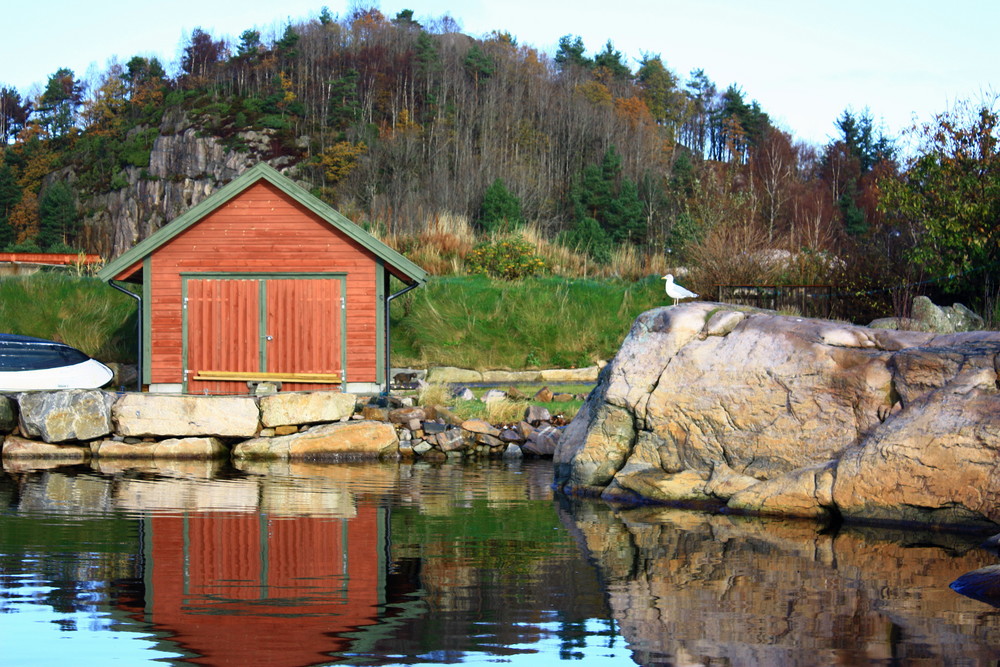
top-left (2, 459), bottom-right (1000, 667)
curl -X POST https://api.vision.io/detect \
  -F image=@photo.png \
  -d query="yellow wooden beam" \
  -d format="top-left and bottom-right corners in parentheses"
top-left (194, 371), bottom-right (342, 384)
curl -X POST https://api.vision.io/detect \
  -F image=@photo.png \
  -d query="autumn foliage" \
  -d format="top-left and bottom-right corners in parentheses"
top-left (0, 7), bottom-right (995, 321)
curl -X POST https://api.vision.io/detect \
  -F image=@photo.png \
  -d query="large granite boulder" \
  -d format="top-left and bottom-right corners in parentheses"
top-left (555, 302), bottom-right (1000, 528)
top-left (18, 390), bottom-right (115, 443)
top-left (2, 434), bottom-right (90, 462)
top-left (258, 392), bottom-right (356, 428)
top-left (232, 421), bottom-right (398, 461)
top-left (91, 437), bottom-right (229, 460)
top-left (114, 394), bottom-right (260, 438)
top-left (869, 296), bottom-right (986, 333)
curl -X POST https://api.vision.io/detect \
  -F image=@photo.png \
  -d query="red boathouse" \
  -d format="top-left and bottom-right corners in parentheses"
top-left (98, 163), bottom-right (426, 394)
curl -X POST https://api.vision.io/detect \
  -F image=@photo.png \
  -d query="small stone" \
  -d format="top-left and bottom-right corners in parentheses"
top-left (360, 405), bottom-right (388, 421)
top-left (499, 428), bottom-right (523, 443)
top-left (0, 396), bottom-right (16, 433)
top-left (477, 433), bottom-right (503, 447)
top-left (436, 429), bottom-right (467, 452)
top-left (481, 389), bottom-right (507, 403)
top-left (502, 443), bottom-right (523, 460)
top-left (533, 387), bottom-right (554, 403)
top-left (524, 424), bottom-right (561, 456)
top-left (274, 425), bottom-right (298, 436)
top-left (407, 418), bottom-right (422, 431)
top-left (453, 386), bottom-right (476, 401)
top-left (252, 381), bottom-right (280, 396)
top-left (506, 386), bottom-right (527, 400)
top-left (423, 421), bottom-right (448, 435)
top-left (524, 405), bottom-right (551, 424)
top-left (552, 393), bottom-right (574, 402)
top-left (389, 407), bottom-right (426, 424)
top-left (461, 419), bottom-right (500, 437)
top-left (413, 441), bottom-right (433, 455)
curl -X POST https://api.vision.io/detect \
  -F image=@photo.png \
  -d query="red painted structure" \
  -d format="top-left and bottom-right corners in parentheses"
top-left (98, 163), bottom-right (426, 393)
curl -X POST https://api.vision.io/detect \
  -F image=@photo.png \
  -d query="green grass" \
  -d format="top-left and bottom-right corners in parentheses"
top-left (0, 272), bottom-right (669, 371)
top-left (391, 274), bottom-right (666, 370)
top-left (0, 272), bottom-right (138, 362)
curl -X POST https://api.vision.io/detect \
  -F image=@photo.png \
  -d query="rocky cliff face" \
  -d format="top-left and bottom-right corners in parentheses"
top-left (554, 302), bottom-right (1000, 528)
top-left (78, 110), bottom-right (299, 258)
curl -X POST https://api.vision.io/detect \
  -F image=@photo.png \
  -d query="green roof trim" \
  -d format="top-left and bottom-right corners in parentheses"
top-left (98, 162), bottom-right (428, 285)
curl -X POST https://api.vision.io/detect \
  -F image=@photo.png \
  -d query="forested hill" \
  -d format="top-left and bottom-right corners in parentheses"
top-left (0, 7), bottom-right (864, 253)
top-left (0, 7), bottom-right (996, 316)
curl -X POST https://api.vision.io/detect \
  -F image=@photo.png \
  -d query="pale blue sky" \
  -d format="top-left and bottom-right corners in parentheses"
top-left (5, 0), bottom-right (997, 146)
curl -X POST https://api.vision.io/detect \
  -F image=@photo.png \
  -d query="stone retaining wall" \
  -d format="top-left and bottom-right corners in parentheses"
top-left (0, 389), bottom-right (564, 466)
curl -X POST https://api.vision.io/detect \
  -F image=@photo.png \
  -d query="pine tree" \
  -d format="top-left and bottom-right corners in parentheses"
top-left (0, 164), bottom-right (19, 248)
top-left (478, 179), bottom-right (523, 233)
top-left (37, 181), bottom-right (78, 250)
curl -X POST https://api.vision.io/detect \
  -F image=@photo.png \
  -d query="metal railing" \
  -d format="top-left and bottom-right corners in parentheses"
top-left (716, 285), bottom-right (835, 319)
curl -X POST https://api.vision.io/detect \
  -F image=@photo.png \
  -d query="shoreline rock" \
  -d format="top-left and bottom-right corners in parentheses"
top-left (1, 386), bottom-right (571, 466)
top-left (554, 302), bottom-right (1000, 529)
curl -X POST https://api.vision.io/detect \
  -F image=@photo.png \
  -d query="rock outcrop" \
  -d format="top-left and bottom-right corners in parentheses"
top-left (869, 295), bottom-right (986, 333)
top-left (68, 110), bottom-right (299, 258)
top-left (554, 302), bottom-right (1000, 528)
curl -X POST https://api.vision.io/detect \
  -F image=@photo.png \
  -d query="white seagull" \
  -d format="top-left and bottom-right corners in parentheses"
top-left (662, 274), bottom-right (698, 305)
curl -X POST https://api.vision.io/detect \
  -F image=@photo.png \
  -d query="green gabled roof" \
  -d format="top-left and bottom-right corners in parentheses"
top-left (98, 162), bottom-right (427, 285)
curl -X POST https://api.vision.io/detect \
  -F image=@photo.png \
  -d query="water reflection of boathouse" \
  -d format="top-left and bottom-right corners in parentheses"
top-left (118, 464), bottom-right (412, 665)
top-left (7, 463), bottom-right (612, 664)
top-left (143, 507), bottom-right (398, 666)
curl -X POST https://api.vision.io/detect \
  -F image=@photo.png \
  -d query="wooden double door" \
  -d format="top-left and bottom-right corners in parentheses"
top-left (183, 274), bottom-right (346, 393)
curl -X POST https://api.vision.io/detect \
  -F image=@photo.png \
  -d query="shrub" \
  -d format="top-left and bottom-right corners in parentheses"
top-left (478, 178), bottom-right (523, 233)
top-left (558, 217), bottom-right (612, 264)
top-left (467, 236), bottom-right (546, 280)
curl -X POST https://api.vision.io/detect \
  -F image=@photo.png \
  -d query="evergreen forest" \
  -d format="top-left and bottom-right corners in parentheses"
top-left (0, 6), bottom-right (997, 322)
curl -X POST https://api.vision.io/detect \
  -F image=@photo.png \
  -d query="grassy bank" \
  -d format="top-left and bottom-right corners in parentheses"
top-left (0, 272), bottom-right (668, 370)
top-left (0, 272), bottom-right (138, 362)
top-left (390, 274), bottom-right (667, 370)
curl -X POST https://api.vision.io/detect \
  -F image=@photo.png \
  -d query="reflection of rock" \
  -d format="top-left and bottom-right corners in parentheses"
top-left (555, 302), bottom-right (1000, 527)
top-left (112, 475), bottom-right (261, 512)
top-left (561, 501), bottom-right (1000, 666)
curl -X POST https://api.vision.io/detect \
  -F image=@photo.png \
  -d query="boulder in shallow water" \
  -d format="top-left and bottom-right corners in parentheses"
top-left (555, 302), bottom-right (1000, 528)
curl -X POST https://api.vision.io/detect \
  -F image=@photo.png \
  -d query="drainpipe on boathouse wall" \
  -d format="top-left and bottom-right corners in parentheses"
top-left (108, 280), bottom-right (142, 392)
top-left (384, 281), bottom-right (420, 395)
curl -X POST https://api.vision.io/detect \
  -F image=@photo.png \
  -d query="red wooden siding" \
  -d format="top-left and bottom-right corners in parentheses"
top-left (147, 181), bottom-right (378, 387)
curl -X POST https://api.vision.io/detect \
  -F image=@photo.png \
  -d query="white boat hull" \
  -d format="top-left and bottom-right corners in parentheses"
top-left (0, 358), bottom-right (114, 392)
